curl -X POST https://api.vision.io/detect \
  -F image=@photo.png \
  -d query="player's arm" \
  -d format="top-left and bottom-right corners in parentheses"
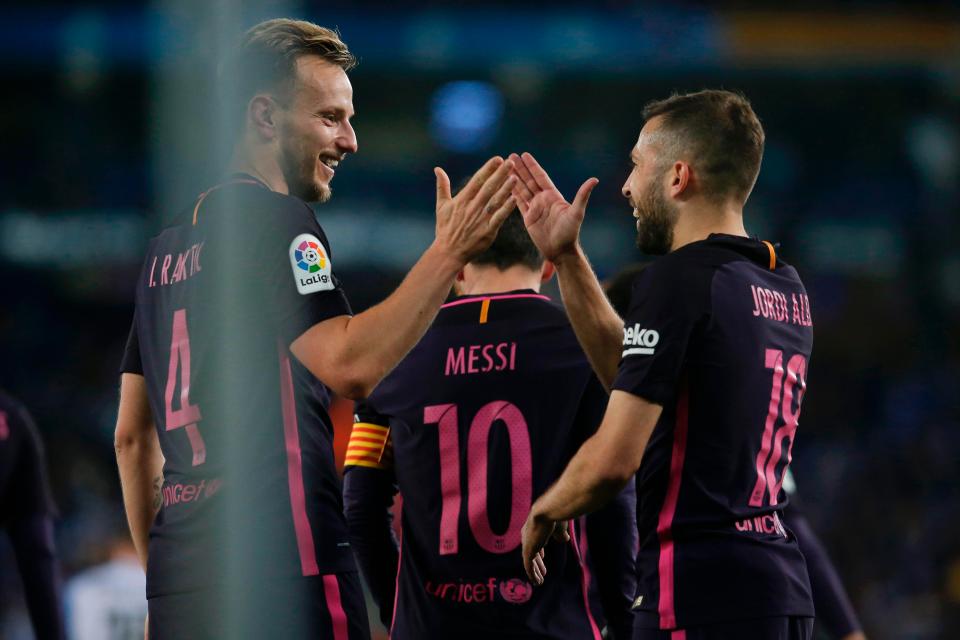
top-left (7, 516), bottom-right (65, 640)
top-left (783, 505), bottom-right (866, 640)
top-left (114, 373), bottom-right (164, 571)
top-left (584, 482), bottom-right (637, 640)
top-left (5, 403), bottom-right (66, 640)
top-left (291, 157), bottom-right (516, 399)
top-left (522, 391), bottom-right (659, 584)
top-left (341, 407), bottom-right (399, 628)
top-left (509, 152), bottom-right (623, 389)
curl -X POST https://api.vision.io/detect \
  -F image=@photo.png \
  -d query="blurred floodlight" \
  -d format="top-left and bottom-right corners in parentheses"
top-left (429, 80), bottom-right (504, 153)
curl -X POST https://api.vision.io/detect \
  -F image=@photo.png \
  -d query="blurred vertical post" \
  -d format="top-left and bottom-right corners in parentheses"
top-left (149, 1), bottom-right (301, 637)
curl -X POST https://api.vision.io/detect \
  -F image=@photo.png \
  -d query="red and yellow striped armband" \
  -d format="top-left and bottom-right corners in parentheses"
top-left (344, 422), bottom-right (393, 470)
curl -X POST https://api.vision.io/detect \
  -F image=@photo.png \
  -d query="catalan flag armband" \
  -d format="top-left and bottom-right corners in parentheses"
top-left (345, 421), bottom-right (393, 470)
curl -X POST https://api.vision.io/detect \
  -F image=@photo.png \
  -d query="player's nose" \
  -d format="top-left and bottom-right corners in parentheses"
top-left (621, 177), bottom-right (631, 199)
top-left (338, 120), bottom-right (358, 154)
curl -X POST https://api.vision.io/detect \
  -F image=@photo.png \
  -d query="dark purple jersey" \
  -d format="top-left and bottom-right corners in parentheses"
top-left (611, 234), bottom-right (815, 629)
top-left (343, 291), bottom-right (637, 640)
top-left (120, 175), bottom-right (357, 598)
top-left (0, 390), bottom-right (65, 640)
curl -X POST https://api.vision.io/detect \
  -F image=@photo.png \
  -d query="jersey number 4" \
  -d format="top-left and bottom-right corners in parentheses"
top-left (164, 308), bottom-right (206, 466)
top-left (424, 401), bottom-right (532, 556)
top-left (749, 348), bottom-right (807, 507)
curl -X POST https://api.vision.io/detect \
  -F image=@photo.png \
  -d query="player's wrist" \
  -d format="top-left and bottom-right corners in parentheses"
top-left (550, 243), bottom-right (585, 270)
top-left (425, 240), bottom-right (468, 274)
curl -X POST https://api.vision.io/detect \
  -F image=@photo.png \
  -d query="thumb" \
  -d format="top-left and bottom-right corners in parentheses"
top-left (435, 167), bottom-right (452, 204)
top-left (572, 177), bottom-right (599, 212)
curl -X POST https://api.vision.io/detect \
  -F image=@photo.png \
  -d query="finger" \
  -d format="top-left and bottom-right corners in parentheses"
top-left (488, 196), bottom-right (517, 231)
top-left (510, 153), bottom-right (541, 198)
top-left (533, 554), bottom-right (547, 585)
top-left (471, 158), bottom-right (515, 208)
top-left (485, 175), bottom-right (516, 215)
top-left (512, 187), bottom-right (530, 215)
top-left (572, 177), bottom-right (599, 212)
top-left (521, 152), bottom-right (558, 193)
top-left (459, 156), bottom-right (504, 202)
top-left (523, 549), bottom-right (537, 582)
top-left (435, 167), bottom-right (452, 204)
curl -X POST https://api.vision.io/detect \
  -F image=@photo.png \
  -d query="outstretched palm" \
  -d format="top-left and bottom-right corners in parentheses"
top-left (509, 152), bottom-right (598, 262)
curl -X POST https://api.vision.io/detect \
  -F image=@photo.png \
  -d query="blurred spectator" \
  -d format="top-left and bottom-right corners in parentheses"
top-left (64, 532), bottom-right (147, 640)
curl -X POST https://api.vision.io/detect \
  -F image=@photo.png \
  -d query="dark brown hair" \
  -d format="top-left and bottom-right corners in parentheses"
top-left (220, 19), bottom-right (356, 128)
top-left (471, 211), bottom-right (544, 271)
top-left (642, 90), bottom-right (764, 203)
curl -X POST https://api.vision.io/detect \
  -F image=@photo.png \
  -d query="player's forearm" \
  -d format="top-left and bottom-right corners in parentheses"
top-left (334, 242), bottom-right (462, 398)
top-left (532, 434), bottom-right (632, 524)
top-left (9, 515), bottom-right (66, 640)
top-left (115, 430), bottom-right (163, 571)
top-left (554, 246), bottom-right (624, 389)
top-left (343, 469), bottom-right (400, 627)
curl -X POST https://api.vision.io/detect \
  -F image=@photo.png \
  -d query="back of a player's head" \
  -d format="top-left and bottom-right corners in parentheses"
top-left (642, 90), bottom-right (765, 204)
top-left (221, 19), bottom-right (356, 133)
top-left (604, 263), bottom-right (649, 317)
top-left (470, 211), bottom-right (544, 271)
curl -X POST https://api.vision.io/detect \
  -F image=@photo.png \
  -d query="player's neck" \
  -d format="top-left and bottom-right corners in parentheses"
top-left (670, 201), bottom-right (747, 252)
top-left (457, 265), bottom-right (542, 296)
top-left (227, 143), bottom-right (289, 196)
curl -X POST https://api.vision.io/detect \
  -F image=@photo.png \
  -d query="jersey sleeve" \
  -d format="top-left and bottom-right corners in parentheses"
top-left (342, 400), bottom-right (399, 628)
top-left (119, 313), bottom-right (143, 375)
top-left (257, 196), bottom-right (353, 346)
top-left (611, 258), bottom-right (712, 406)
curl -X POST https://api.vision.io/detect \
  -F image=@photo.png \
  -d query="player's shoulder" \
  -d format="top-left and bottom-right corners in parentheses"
top-left (639, 234), bottom-right (791, 290)
top-left (434, 291), bottom-right (564, 327)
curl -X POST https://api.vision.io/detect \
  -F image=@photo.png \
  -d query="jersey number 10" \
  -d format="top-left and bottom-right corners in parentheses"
top-left (424, 401), bottom-right (533, 556)
top-left (164, 308), bottom-right (206, 466)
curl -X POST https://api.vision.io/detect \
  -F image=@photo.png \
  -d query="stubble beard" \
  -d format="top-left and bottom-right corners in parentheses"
top-left (634, 181), bottom-right (678, 256)
top-left (279, 136), bottom-right (332, 204)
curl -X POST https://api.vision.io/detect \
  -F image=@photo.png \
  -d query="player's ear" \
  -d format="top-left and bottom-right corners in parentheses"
top-left (670, 161), bottom-right (691, 198)
top-left (248, 95), bottom-right (278, 141)
top-left (540, 261), bottom-right (555, 283)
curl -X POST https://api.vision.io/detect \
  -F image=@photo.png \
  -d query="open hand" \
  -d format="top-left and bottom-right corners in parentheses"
top-left (509, 153), bottom-right (598, 263)
top-left (434, 156), bottom-right (516, 265)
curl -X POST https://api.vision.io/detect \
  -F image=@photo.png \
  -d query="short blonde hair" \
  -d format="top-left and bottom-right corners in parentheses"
top-left (221, 19), bottom-right (356, 126)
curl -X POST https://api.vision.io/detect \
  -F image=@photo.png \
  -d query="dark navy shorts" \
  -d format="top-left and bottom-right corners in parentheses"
top-left (148, 572), bottom-right (370, 640)
top-left (633, 616), bottom-right (814, 640)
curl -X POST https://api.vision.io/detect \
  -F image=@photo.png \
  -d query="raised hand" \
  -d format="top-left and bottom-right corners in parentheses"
top-left (434, 156), bottom-right (517, 264)
top-left (509, 152), bottom-right (598, 262)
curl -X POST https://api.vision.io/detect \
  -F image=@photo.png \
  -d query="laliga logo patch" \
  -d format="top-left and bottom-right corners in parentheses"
top-left (289, 233), bottom-right (334, 294)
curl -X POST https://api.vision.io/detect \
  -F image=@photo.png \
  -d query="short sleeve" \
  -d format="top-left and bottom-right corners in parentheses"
top-left (344, 400), bottom-right (393, 471)
top-left (258, 196), bottom-right (353, 346)
top-left (119, 312), bottom-right (143, 375)
top-left (611, 258), bottom-right (711, 406)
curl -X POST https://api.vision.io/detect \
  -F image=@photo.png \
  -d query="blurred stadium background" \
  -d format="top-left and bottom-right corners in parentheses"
top-left (1, 1), bottom-right (958, 638)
